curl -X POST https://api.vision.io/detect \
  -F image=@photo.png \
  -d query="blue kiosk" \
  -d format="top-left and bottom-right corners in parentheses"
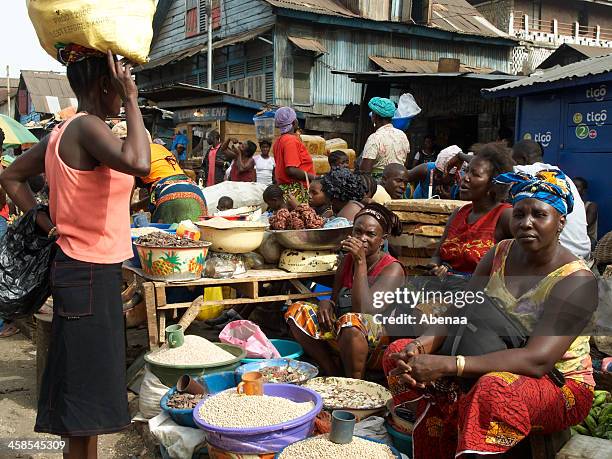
top-left (484, 54), bottom-right (612, 238)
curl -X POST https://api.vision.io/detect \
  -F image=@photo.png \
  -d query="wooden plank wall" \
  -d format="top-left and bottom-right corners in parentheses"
top-left (149, 0), bottom-right (275, 62)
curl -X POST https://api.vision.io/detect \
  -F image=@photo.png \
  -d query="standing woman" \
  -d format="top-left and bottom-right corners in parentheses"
top-left (0, 50), bottom-right (150, 459)
top-left (272, 107), bottom-right (316, 203)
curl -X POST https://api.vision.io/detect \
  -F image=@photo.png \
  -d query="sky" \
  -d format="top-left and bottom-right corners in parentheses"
top-left (2, 1), bottom-right (66, 78)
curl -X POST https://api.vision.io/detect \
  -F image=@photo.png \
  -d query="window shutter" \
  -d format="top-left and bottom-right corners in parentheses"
top-left (185, 0), bottom-right (199, 37)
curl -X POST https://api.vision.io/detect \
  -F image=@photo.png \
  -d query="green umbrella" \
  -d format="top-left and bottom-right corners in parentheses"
top-left (0, 114), bottom-right (39, 146)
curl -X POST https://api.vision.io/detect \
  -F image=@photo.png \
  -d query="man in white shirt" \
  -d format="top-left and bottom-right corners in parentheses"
top-left (512, 140), bottom-right (591, 259)
top-left (254, 139), bottom-right (275, 186)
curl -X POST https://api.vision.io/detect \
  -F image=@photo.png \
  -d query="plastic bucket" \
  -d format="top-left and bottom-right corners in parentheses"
top-left (241, 339), bottom-right (304, 364)
top-left (386, 422), bottom-right (413, 456)
top-left (193, 383), bottom-right (323, 454)
top-left (253, 112), bottom-right (276, 141)
top-left (160, 371), bottom-right (238, 428)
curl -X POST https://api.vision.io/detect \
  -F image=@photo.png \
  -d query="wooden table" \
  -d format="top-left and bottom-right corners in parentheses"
top-left (125, 267), bottom-right (334, 349)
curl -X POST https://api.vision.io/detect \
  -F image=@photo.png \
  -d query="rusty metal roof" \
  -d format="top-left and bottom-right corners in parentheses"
top-left (20, 71), bottom-right (76, 114)
top-left (484, 53), bottom-right (612, 97)
top-left (430, 0), bottom-right (508, 38)
top-left (264, 0), bottom-right (357, 18)
top-left (369, 56), bottom-right (494, 73)
top-left (288, 36), bottom-right (328, 54)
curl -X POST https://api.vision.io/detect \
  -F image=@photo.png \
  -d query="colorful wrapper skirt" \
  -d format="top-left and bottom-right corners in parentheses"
top-left (285, 301), bottom-right (388, 369)
top-left (383, 339), bottom-right (594, 458)
top-left (149, 174), bottom-right (208, 223)
top-left (279, 182), bottom-right (309, 204)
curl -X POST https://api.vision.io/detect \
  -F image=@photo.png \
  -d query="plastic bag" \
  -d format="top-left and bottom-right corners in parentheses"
top-left (138, 366), bottom-right (169, 420)
top-left (354, 416), bottom-right (392, 445)
top-left (0, 205), bottom-right (57, 320)
top-left (27, 0), bottom-right (156, 64)
top-left (395, 93), bottom-right (421, 118)
top-left (219, 320), bottom-right (281, 359)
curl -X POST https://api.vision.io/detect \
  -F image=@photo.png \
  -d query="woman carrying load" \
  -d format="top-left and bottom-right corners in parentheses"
top-left (272, 107), bottom-right (316, 203)
top-left (0, 48), bottom-right (151, 459)
top-left (286, 203), bottom-right (406, 378)
top-left (383, 169), bottom-right (597, 459)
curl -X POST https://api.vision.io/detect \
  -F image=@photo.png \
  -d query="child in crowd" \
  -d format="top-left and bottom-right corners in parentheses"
top-left (254, 140), bottom-right (275, 186)
top-left (308, 180), bottom-right (333, 218)
top-left (217, 196), bottom-right (234, 212)
top-left (328, 150), bottom-right (349, 170)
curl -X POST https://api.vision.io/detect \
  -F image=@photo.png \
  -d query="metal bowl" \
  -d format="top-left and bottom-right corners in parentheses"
top-left (268, 226), bottom-right (353, 251)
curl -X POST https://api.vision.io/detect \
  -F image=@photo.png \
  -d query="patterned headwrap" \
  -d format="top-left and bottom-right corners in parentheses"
top-left (275, 107), bottom-right (297, 134)
top-left (494, 169), bottom-right (574, 215)
top-left (56, 43), bottom-right (105, 66)
top-left (368, 97), bottom-right (396, 118)
top-left (354, 203), bottom-right (403, 237)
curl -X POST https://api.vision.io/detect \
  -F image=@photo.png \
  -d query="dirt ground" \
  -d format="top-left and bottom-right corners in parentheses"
top-left (0, 331), bottom-right (158, 459)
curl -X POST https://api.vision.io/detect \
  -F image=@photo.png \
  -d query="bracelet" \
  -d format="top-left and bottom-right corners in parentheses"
top-left (456, 355), bottom-right (466, 377)
top-left (47, 227), bottom-right (58, 239)
top-left (412, 339), bottom-right (425, 355)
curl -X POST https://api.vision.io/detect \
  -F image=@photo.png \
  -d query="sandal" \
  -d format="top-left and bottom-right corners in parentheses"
top-left (0, 323), bottom-right (20, 338)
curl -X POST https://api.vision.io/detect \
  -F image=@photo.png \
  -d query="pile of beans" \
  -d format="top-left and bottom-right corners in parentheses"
top-left (198, 391), bottom-right (314, 428)
top-left (135, 232), bottom-right (209, 248)
top-left (278, 434), bottom-right (395, 459)
top-left (147, 335), bottom-right (235, 366)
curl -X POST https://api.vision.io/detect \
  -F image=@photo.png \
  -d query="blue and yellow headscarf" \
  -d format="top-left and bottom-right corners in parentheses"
top-left (494, 169), bottom-right (574, 215)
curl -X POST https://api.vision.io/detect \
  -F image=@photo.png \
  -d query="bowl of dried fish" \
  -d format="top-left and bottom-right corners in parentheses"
top-left (304, 377), bottom-right (392, 420)
top-left (235, 359), bottom-right (318, 385)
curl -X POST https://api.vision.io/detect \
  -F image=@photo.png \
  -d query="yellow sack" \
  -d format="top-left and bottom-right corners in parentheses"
top-left (196, 287), bottom-right (225, 321)
top-left (27, 0), bottom-right (156, 64)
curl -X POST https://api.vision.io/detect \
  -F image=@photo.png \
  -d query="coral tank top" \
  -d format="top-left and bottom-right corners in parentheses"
top-left (45, 113), bottom-right (134, 264)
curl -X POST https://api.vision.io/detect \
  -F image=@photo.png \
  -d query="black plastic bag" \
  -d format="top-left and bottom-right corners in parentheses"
top-left (0, 205), bottom-right (56, 320)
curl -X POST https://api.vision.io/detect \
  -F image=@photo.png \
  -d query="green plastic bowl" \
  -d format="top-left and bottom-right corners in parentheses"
top-left (144, 343), bottom-right (246, 387)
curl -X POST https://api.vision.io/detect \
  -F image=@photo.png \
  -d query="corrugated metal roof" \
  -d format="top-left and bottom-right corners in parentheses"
top-left (264, 0), bottom-right (357, 18)
top-left (288, 36), bottom-right (328, 54)
top-left (430, 0), bottom-right (508, 38)
top-left (564, 43), bottom-right (612, 58)
top-left (484, 53), bottom-right (612, 95)
top-left (369, 55), bottom-right (493, 73)
top-left (21, 71), bottom-right (76, 114)
top-left (138, 25), bottom-right (274, 71)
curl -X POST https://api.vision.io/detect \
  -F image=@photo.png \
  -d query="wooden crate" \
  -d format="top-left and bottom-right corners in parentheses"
top-left (386, 199), bottom-right (468, 214)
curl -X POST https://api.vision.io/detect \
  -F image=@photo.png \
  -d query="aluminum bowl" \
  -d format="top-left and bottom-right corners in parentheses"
top-left (268, 226), bottom-right (353, 251)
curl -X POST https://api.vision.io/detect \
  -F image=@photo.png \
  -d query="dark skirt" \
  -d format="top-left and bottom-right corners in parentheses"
top-left (35, 248), bottom-right (130, 436)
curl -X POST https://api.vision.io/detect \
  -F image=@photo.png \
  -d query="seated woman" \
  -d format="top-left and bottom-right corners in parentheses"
top-left (429, 143), bottom-right (514, 277)
top-left (321, 167), bottom-right (367, 222)
top-left (286, 203), bottom-right (405, 378)
top-left (124, 126), bottom-right (207, 223)
top-left (383, 170), bottom-right (597, 459)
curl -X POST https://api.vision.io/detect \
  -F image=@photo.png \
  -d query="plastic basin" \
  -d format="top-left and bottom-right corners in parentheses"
top-left (392, 116), bottom-right (413, 131)
top-left (193, 383), bottom-right (323, 454)
top-left (160, 371), bottom-right (238, 428)
top-left (235, 359), bottom-right (318, 385)
top-left (145, 343), bottom-right (246, 387)
top-left (134, 241), bottom-right (211, 281)
top-left (129, 227), bottom-right (176, 268)
top-left (386, 422), bottom-right (413, 456)
top-left (241, 339), bottom-right (303, 363)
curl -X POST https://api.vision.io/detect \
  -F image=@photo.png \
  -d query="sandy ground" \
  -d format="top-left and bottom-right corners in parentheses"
top-left (0, 331), bottom-right (158, 459)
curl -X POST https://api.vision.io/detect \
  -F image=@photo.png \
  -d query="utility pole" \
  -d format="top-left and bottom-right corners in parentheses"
top-left (207, 0), bottom-right (213, 89)
top-left (6, 66), bottom-right (10, 118)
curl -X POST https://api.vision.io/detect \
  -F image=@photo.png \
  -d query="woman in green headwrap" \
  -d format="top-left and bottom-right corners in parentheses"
top-left (359, 97), bottom-right (411, 179)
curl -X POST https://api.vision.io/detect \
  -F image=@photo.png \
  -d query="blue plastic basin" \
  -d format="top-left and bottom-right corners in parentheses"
top-left (241, 339), bottom-right (304, 364)
top-left (160, 371), bottom-right (238, 428)
top-left (386, 422), bottom-right (413, 456)
top-left (392, 116), bottom-right (413, 131)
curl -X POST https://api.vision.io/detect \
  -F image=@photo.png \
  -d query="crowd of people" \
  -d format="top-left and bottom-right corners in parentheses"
top-left (0, 51), bottom-right (604, 459)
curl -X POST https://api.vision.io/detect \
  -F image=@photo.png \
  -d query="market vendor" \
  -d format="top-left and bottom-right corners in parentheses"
top-left (359, 97), bottom-right (410, 178)
top-left (407, 145), bottom-right (464, 199)
top-left (272, 107), bottom-right (316, 203)
top-left (0, 49), bottom-right (151, 459)
top-left (383, 170), bottom-right (596, 459)
top-left (320, 167), bottom-right (367, 222)
top-left (115, 123), bottom-right (207, 223)
top-left (286, 203), bottom-right (405, 378)
top-left (428, 143), bottom-right (513, 277)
